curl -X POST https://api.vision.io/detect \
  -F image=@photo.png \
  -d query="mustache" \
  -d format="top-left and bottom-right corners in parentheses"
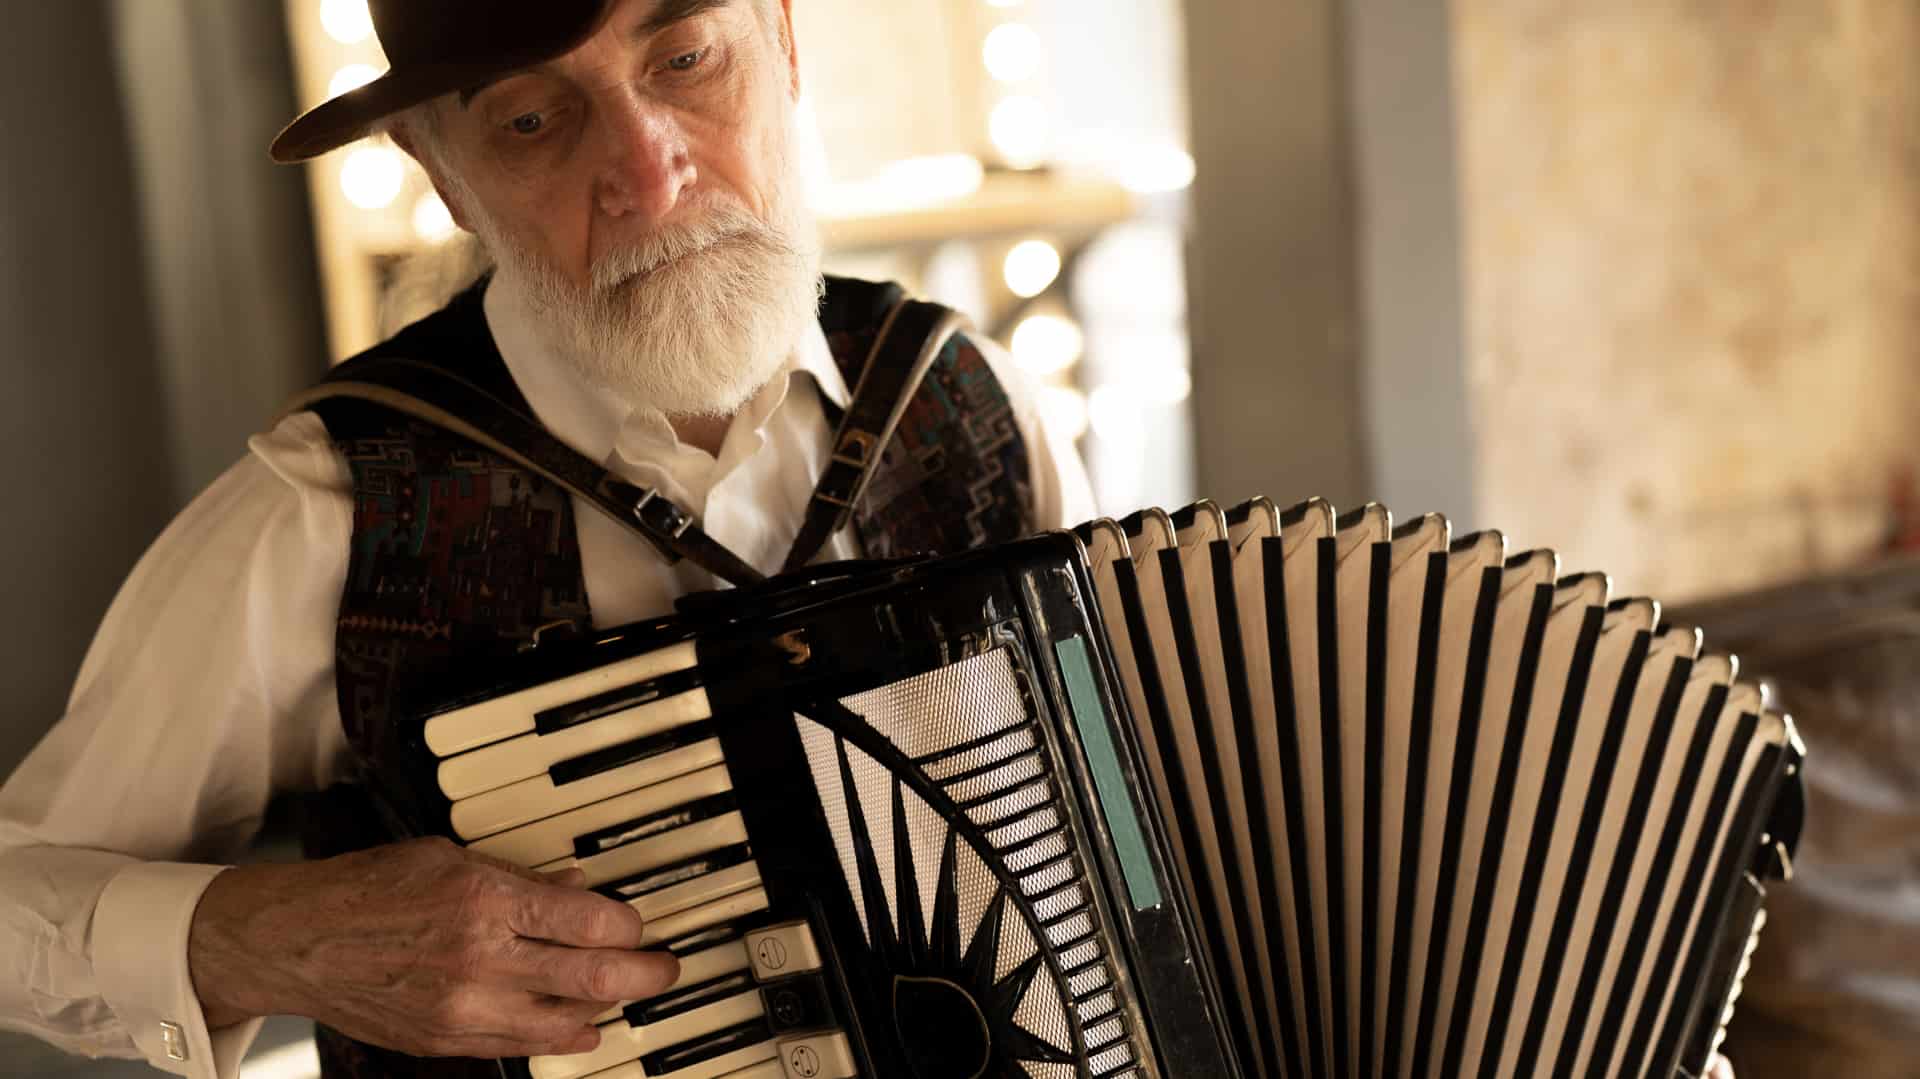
top-left (589, 199), bottom-right (778, 294)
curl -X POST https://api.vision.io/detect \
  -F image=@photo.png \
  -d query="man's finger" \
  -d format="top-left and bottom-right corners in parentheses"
top-left (507, 882), bottom-right (648, 949)
top-left (542, 866), bottom-right (589, 888)
top-left (516, 941), bottom-right (682, 1004)
top-left (1706, 1053), bottom-right (1736, 1079)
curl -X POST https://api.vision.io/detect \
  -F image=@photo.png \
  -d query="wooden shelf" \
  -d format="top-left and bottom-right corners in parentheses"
top-left (820, 170), bottom-right (1137, 252)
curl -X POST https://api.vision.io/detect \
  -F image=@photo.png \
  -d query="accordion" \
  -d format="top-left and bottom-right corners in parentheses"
top-left (392, 498), bottom-right (1804, 1079)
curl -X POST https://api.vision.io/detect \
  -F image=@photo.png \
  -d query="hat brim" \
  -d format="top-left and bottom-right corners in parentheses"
top-left (270, 1), bottom-right (615, 163)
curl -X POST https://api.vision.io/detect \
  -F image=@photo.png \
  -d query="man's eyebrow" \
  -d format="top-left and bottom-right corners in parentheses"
top-left (639, 0), bottom-right (732, 37)
top-left (458, 0), bottom-right (732, 109)
top-left (458, 82), bottom-right (499, 109)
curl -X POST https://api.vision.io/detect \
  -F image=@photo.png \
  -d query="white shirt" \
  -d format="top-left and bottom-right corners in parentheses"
top-left (0, 275), bottom-right (1095, 1077)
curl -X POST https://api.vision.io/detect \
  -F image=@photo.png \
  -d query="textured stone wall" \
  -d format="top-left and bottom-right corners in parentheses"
top-left (1453, 0), bottom-right (1920, 600)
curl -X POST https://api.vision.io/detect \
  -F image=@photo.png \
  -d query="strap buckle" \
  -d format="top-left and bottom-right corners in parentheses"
top-left (629, 479), bottom-right (698, 556)
top-left (831, 429), bottom-right (881, 469)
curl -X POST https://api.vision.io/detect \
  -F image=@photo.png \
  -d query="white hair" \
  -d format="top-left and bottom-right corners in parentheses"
top-left (378, 13), bottom-right (822, 418)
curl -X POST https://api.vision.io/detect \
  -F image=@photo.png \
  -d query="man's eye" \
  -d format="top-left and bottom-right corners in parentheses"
top-left (666, 49), bottom-right (706, 73)
top-left (507, 112), bottom-right (545, 136)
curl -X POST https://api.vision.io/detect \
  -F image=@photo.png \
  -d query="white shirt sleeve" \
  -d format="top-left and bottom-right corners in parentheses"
top-left (0, 411), bottom-right (354, 1077)
top-left (968, 333), bottom-right (1099, 529)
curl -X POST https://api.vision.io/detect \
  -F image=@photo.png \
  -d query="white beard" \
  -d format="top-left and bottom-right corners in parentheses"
top-left (475, 167), bottom-right (822, 419)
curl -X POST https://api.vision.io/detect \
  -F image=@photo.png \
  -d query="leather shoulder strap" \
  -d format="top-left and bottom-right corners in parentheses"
top-left (782, 293), bottom-right (965, 571)
top-left (283, 358), bottom-right (765, 588)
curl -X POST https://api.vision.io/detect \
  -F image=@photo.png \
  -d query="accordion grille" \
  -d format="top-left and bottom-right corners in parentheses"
top-left (792, 646), bottom-right (1141, 1075)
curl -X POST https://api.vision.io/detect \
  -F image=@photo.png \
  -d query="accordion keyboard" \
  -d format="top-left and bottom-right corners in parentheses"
top-left (423, 639), bottom-right (853, 1079)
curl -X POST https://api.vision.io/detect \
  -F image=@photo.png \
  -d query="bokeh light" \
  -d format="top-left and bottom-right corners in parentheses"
top-left (339, 145), bottom-right (404, 210)
top-left (327, 63), bottom-right (380, 100)
top-left (983, 23), bottom-right (1044, 84)
top-left (989, 96), bottom-right (1052, 169)
top-left (319, 0), bottom-right (374, 45)
top-left (1012, 314), bottom-right (1084, 376)
top-left (411, 192), bottom-right (456, 243)
top-left (1002, 240), bottom-right (1062, 299)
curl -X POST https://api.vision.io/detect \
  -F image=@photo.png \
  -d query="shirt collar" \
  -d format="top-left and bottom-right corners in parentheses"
top-left (481, 273), bottom-right (849, 469)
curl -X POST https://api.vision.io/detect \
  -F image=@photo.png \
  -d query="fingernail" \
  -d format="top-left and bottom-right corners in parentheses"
top-left (648, 950), bottom-right (683, 993)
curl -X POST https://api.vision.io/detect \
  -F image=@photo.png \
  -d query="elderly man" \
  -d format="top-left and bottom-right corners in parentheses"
top-left (0, 2), bottom-right (1748, 1078)
top-left (0, 0), bottom-right (1090, 1076)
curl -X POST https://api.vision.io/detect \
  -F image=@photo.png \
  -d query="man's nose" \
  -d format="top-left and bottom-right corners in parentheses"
top-left (594, 99), bottom-right (696, 224)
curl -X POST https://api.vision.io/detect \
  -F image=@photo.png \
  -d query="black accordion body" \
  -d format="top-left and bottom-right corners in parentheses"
top-left (389, 498), bottom-right (1804, 1079)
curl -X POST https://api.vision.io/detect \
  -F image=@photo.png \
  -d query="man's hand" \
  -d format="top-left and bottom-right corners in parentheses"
top-left (188, 837), bottom-right (680, 1058)
top-left (1707, 1053), bottom-right (1736, 1079)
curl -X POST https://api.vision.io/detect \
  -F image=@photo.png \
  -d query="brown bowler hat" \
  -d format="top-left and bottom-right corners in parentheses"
top-left (270, 0), bottom-right (617, 163)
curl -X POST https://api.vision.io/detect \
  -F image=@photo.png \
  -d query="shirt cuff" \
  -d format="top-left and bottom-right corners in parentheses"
top-left (93, 862), bottom-right (265, 1078)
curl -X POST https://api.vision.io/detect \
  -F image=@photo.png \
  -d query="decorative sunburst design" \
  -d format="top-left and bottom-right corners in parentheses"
top-left (832, 731), bottom-right (1076, 1078)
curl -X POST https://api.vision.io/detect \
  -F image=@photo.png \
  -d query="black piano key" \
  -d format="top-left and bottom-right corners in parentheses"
top-left (599, 844), bottom-right (755, 902)
top-left (626, 972), bottom-right (757, 1028)
top-left (534, 666), bottom-right (708, 736)
top-left (638, 1016), bottom-right (774, 1076)
top-left (666, 924), bottom-right (745, 957)
top-left (546, 720), bottom-right (720, 787)
top-left (572, 790), bottom-right (738, 860)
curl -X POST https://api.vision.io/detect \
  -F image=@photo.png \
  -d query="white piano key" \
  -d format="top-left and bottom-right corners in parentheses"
top-left (710, 1060), bottom-right (786, 1079)
top-left (628, 862), bottom-right (764, 925)
top-left (437, 686), bottom-right (713, 800)
top-left (533, 811), bottom-right (750, 888)
top-left (425, 641), bottom-right (699, 756)
top-left (641, 887), bottom-right (772, 947)
top-left (590, 937), bottom-right (755, 1025)
top-left (528, 988), bottom-right (767, 1079)
top-left (466, 765), bottom-right (734, 869)
top-left (567, 1040), bottom-right (782, 1079)
top-left (451, 739), bottom-right (727, 841)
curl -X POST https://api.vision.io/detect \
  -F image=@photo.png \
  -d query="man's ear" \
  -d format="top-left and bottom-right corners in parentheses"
top-left (777, 0), bottom-right (800, 100)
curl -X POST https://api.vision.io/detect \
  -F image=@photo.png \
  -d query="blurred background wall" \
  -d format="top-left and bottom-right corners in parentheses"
top-left (7, 0), bottom-right (1920, 1075)
top-left (1456, 0), bottom-right (1920, 601)
top-left (0, 1), bottom-right (176, 781)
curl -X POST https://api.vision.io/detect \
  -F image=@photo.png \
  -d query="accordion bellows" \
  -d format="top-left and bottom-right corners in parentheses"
top-left (1079, 499), bottom-right (1801, 1079)
top-left (403, 496), bottom-right (1803, 1079)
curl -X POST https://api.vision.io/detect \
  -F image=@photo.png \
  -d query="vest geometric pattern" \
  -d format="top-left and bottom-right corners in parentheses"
top-left (303, 276), bottom-right (1036, 1076)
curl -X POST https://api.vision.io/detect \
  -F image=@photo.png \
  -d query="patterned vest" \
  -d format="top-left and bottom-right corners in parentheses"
top-left (301, 276), bottom-right (1035, 1076)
